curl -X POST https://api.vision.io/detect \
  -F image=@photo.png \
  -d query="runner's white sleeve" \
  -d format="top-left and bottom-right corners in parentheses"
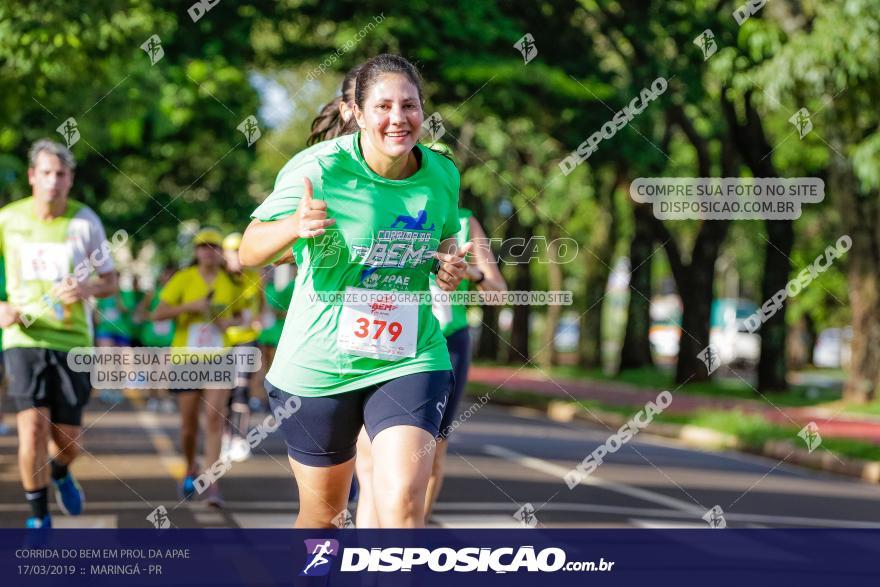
top-left (77, 206), bottom-right (115, 275)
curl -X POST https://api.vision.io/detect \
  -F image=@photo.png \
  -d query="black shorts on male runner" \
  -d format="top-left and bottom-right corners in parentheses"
top-left (4, 347), bottom-right (93, 426)
top-left (266, 370), bottom-right (453, 467)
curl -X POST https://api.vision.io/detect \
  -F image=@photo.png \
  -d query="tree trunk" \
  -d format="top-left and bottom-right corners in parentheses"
top-left (580, 178), bottom-right (618, 370)
top-left (756, 220), bottom-right (794, 391)
top-left (722, 90), bottom-right (792, 392)
top-left (786, 315), bottom-right (812, 371)
top-left (803, 313), bottom-right (816, 367)
top-left (674, 275), bottom-right (709, 383)
top-left (619, 204), bottom-right (654, 370)
top-left (659, 102), bottom-right (732, 384)
top-left (674, 221), bottom-right (730, 384)
top-left (580, 262), bottom-right (609, 369)
top-left (464, 187), bottom-right (501, 362)
top-left (506, 213), bottom-right (531, 364)
top-left (834, 160), bottom-right (880, 403)
top-left (475, 305), bottom-right (501, 361)
top-left (540, 227), bottom-right (563, 368)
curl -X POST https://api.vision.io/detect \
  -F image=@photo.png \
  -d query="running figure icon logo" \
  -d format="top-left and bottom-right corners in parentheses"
top-left (513, 503), bottom-right (538, 527)
top-left (237, 115), bottom-right (262, 147)
top-left (697, 344), bottom-right (721, 375)
top-left (423, 112), bottom-right (446, 143)
top-left (56, 117), bottom-right (80, 148)
top-left (146, 505), bottom-right (171, 529)
top-left (514, 33), bottom-right (538, 64)
top-left (702, 505), bottom-right (727, 529)
top-left (789, 108), bottom-right (813, 139)
top-left (300, 539), bottom-right (340, 577)
top-left (140, 34), bottom-right (165, 66)
top-left (693, 29), bottom-right (717, 60)
top-left (391, 210), bottom-right (435, 232)
top-left (798, 422), bottom-right (822, 453)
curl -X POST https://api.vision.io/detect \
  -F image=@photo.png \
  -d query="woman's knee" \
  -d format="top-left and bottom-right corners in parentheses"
top-left (356, 451), bottom-right (373, 477)
top-left (379, 481), bottom-right (423, 520)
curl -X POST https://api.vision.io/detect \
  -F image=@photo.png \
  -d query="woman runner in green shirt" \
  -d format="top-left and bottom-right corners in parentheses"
top-left (240, 54), bottom-right (470, 528)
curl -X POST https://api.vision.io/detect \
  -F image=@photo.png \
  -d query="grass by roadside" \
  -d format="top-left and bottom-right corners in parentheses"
top-left (562, 364), bottom-right (880, 419)
top-left (843, 402), bottom-right (880, 418)
top-left (471, 362), bottom-right (844, 407)
top-left (467, 382), bottom-right (880, 463)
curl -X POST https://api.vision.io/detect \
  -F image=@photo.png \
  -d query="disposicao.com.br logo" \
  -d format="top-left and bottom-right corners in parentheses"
top-left (301, 539), bottom-right (614, 574)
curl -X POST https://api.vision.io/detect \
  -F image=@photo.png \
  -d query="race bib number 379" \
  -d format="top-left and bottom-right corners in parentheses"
top-left (337, 287), bottom-right (417, 361)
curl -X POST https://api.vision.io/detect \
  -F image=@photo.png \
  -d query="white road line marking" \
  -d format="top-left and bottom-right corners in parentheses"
top-left (130, 395), bottom-right (186, 480)
top-left (480, 445), bottom-right (880, 528)
top-left (193, 511), bottom-right (226, 525)
top-left (629, 519), bottom-right (707, 529)
top-left (230, 513), bottom-right (297, 528)
top-left (52, 515), bottom-right (118, 528)
top-left (483, 444), bottom-right (704, 515)
top-left (432, 514), bottom-right (523, 528)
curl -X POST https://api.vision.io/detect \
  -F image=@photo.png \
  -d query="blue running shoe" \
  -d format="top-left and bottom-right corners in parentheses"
top-left (54, 474), bottom-right (85, 516)
top-left (25, 515), bottom-right (52, 529)
top-left (181, 475), bottom-right (197, 500)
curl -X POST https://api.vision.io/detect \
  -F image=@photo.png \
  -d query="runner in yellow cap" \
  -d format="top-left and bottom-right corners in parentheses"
top-left (151, 227), bottom-right (240, 507)
top-left (221, 232), bottom-right (265, 463)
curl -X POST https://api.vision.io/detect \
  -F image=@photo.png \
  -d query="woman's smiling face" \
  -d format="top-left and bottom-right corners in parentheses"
top-left (355, 73), bottom-right (424, 161)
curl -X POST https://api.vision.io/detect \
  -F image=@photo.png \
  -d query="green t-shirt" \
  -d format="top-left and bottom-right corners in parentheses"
top-left (140, 290), bottom-right (175, 347)
top-left (257, 280), bottom-right (295, 347)
top-left (95, 296), bottom-right (130, 337)
top-left (120, 289), bottom-right (144, 332)
top-left (430, 209), bottom-right (471, 337)
top-left (251, 132), bottom-right (460, 396)
top-left (0, 197), bottom-right (114, 352)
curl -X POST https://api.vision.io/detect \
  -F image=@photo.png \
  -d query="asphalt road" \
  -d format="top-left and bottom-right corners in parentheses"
top-left (1, 393), bottom-right (879, 529)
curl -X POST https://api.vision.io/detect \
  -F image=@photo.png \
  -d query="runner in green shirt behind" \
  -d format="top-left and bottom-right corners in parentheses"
top-left (135, 265), bottom-right (177, 413)
top-left (120, 275), bottom-right (145, 346)
top-left (94, 284), bottom-right (130, 404)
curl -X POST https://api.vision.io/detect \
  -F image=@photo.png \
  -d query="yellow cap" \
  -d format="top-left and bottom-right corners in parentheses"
top-left (193, 228), bottom-right (223, 246)
top-left (222, 232), bottom-right (243, 251)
